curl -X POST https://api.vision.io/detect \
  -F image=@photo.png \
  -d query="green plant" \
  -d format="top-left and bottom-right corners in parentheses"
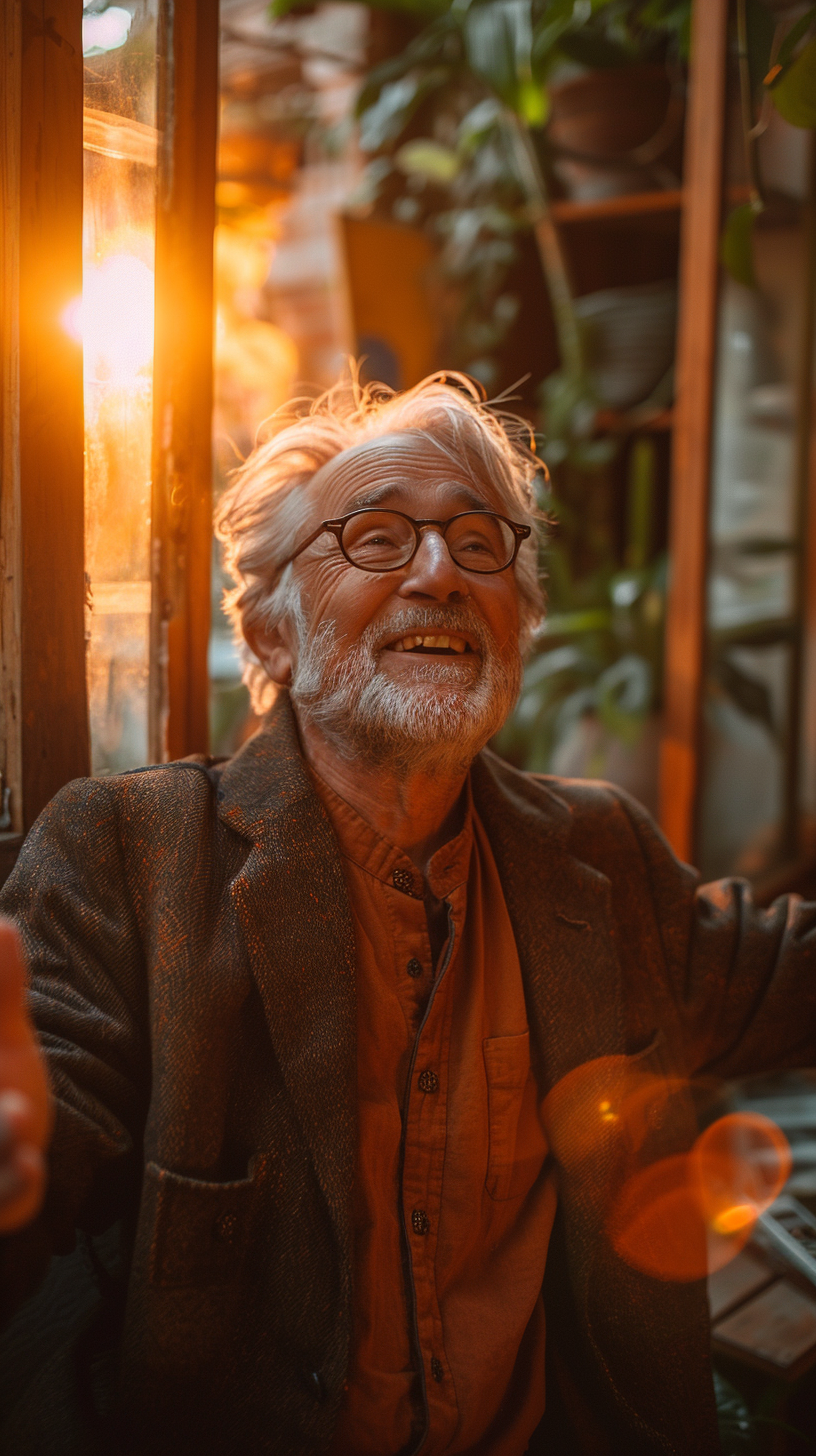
top-left (494, 434), bottom-right (666, 772)
top-left (721, 0), bottom-right (816, 289)
top-left (272, 0), bottom-right (691, 463)
top-left (268, 0), bottom-right (687, 771)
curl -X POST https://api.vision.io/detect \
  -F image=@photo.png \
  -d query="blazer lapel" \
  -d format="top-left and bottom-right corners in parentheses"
top-left (472, 749), bottom-right (625, 1098)
top-left (216, 700), bottom-right (357, 1244)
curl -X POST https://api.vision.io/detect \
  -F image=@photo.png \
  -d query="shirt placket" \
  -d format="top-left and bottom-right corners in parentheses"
top-left (399, 881), bottom-right (466, 1453)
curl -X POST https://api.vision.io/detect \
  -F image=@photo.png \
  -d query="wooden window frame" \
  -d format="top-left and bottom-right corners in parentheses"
top-left (662, 0), bottom-right (816, 885)
top-left (0, 0), bottom-right (218, 883)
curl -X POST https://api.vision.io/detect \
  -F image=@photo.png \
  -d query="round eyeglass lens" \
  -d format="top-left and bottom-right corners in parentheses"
top-left (341, 511), bottom-right (417, 569)
top-left (446, 513), bottom-right (515, 571)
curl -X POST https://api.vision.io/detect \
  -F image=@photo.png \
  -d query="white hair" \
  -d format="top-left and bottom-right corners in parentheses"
top-left (215, 368), bottom-right (546, 713)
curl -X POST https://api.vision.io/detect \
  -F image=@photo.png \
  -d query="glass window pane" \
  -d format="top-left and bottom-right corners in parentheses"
top-left (80, 0), bottom-right (159, 774)
top-left (699, 642), bottom-right (790, 881)
top-left (699, 94), bottom-right (815, 880)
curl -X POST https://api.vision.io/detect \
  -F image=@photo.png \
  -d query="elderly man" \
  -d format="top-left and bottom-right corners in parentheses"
top-left (0, 372), bottom-right (815, 1456)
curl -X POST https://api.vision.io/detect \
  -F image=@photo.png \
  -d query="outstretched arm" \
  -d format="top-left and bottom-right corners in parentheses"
top-left (615, 788), bottom-right (816, 1078)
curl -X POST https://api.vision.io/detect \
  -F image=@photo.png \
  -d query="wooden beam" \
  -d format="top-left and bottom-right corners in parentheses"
top-left (0, 0), bottom-right (23, 836)
top-left (797, 136), bottom-right (816, 862)
top-left (150, 0), bottom-right (219, 763)
top-left (18, 0), bottom-right (89, 826)
top-left (659, 0), bottom-right (729, 861)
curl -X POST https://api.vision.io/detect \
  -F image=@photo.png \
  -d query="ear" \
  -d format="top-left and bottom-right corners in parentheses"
top-left (245, 622), bottom-right (296, 689)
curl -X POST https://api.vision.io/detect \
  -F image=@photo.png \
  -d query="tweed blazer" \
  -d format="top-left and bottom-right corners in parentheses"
top-left (2, 696), bottom-right (816, 1456)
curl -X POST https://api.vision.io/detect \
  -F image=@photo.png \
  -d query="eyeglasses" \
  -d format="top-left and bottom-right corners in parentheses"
top-left (282, 509), bottom-right (532, 576)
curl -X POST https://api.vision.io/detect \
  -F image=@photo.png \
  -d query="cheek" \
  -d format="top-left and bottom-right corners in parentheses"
top-left (301, 560), bottom-right (393, 637)
top-left (481, 585), bottom-right (521, 651)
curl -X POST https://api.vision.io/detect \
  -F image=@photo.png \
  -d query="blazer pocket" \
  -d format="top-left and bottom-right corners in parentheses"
top-left (483, 1031), bottom-right (533, 1202)
top-left (145, 1158), bottom-right (264, 1288)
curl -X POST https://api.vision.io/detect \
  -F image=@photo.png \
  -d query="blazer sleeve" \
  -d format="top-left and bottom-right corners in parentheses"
top-left (0, 777), bottom-right (150, 1311)
top-left (613, 788), bottom-right (816, 1080)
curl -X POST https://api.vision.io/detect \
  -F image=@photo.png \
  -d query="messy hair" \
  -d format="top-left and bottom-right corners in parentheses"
top-left (215, 369), bottom-right (547, 714)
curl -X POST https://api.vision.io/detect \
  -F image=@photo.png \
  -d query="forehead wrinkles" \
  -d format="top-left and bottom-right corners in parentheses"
top-left (307, 434), bottom-right (498, 516)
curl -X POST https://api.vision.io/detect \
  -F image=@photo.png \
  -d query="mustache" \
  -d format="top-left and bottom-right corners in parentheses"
top-left (364, 605), bottom-right (494, 654)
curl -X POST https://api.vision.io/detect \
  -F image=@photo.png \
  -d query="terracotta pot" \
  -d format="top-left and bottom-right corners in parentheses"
top-left (547, 64), bottom-right (684, 200)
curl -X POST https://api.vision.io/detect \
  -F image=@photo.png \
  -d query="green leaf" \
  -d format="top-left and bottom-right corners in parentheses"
top-left (271, 0), bottom-right (450, 14)
top-left (396, 138), bottom-right (462, 181)
top-left (355, 18), bottom-right (457, 113)
top-left (463, 0), bottom-right (534, 112)
top-left (720, 203), bottom-right (757, 289)
top-left (539, 609), bottom-right (611, 637)
top-left (530, 1), bottom-right (574, 73)
top-left (771, 38), bottom-right (816, 128)
top-left (774, 4), bottom-right (816, 74)
top-left (456, 97), bottom-right (503, 152)
top-left (518, 76), bottom-right (549, 124)
top-left (358, 70), bottom-right (449, 150)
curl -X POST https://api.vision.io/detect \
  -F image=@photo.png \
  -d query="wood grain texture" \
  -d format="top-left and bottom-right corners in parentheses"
top-left (800, 139), bottom-right (816, 860)
top-left (785, 136), bottom-right (816, 863)
top-left (18, 0), bottom-right (89, 826)
top-left (149, 0), bottom-right (219, 762)
top-left (0, 0), bottom-right (23, 833)
top-left (659, 0), bottom-right (729, 860)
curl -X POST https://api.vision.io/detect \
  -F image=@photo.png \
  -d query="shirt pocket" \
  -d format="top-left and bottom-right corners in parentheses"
top-left (483, 1030), bottom-right (536, 1202)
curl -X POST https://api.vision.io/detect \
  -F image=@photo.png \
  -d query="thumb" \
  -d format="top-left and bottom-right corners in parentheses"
top-left (0, 919), bottom-right (28, 1038)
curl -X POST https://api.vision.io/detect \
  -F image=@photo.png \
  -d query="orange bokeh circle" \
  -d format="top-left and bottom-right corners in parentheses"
top-left (609, 1112), bottom-right (791, 1282)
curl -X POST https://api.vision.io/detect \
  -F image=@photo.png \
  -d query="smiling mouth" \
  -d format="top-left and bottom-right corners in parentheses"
top-left (385, 633), bottom-right (475, 657)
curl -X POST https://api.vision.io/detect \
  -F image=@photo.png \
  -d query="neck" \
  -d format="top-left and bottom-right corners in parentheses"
top-left (296, 714), bottom-right (470, 875)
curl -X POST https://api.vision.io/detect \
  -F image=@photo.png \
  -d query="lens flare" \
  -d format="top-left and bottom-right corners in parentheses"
top-left (693, 1111), bottom-right (792, 1228)
top-left (609, 1111), bottom-right (791, 1282)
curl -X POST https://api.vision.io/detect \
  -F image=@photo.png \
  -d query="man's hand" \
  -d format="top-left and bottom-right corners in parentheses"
top-left (0, 919), bottom-right (52, 1232)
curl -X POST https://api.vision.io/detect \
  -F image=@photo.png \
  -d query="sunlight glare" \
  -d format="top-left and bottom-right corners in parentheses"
top-left (62, 253), bottom-right (155, 389)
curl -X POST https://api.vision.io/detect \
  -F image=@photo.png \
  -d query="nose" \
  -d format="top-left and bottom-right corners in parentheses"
top-left (396, 526), bottom-right (470, 603)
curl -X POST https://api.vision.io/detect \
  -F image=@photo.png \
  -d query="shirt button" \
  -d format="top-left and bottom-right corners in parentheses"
top-left (418, 1069), bottom-right (439, 1094)
top-left (407, 958), bottom-right (423, 978)
top-left (411, 1208), bottom-right (430, 1236)
top-left (430, 1357), bottom-right (444, 1383)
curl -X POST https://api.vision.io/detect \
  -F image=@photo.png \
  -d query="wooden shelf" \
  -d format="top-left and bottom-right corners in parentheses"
top-left (595, 406), bottom-right (674, 434)
top-left (550, 190), bottom-right (683, 224)
top-left (548, 183), bottom-right (752, 226)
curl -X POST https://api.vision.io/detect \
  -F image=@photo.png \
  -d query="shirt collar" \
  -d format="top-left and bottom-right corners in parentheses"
top-left (308, 767), bottom-right (473, 902)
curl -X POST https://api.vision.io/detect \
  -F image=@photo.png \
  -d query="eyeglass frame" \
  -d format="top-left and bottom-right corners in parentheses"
top-left (280, 508), bottom-right (532, 576)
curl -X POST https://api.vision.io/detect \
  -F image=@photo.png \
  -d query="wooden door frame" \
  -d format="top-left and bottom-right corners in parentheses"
top-left (149, 0), bottom-right (219, 764)
top-left (659, 0), bottom-right (730, 862)
top-left (1, 0), bottom-right (219, 888)
top-left (1, 0), bottom-right (88, 860)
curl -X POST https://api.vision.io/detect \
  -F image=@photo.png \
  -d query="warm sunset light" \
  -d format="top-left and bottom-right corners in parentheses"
top-left (62, 252), bottom-right (155, 388)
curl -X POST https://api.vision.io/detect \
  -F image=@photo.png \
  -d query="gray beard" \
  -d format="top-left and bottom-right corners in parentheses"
top-left (290, 605), bottom-right (522, 775)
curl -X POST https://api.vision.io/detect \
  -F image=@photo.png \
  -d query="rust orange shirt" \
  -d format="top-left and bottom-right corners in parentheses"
top-left (312, 772), bottom-right (557, 1456)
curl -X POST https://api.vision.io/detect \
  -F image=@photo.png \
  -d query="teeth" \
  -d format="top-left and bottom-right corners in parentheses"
top-left (390, 633), bottom-right (469, 653)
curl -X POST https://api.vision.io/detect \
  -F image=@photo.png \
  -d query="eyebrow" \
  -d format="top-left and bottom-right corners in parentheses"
top-left (348, 481), bottom-right (492, 512)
